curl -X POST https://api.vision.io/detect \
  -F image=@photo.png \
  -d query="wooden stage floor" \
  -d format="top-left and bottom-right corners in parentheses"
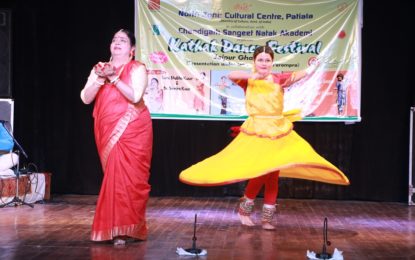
top-left (0, 195), bottom-right (414, 260)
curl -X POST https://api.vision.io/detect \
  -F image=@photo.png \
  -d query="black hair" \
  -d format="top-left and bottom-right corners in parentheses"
top-left (118, 29), bottom-right (136, 46)
top-left (253, 45), bottom-right (274, 61)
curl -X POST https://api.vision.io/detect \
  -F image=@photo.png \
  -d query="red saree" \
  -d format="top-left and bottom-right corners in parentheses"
top-left (90, 61), bottom-right (153, 241)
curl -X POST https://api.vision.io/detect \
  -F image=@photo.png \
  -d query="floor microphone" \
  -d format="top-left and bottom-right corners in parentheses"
top-left (316, 217), bottom-right (332, 259)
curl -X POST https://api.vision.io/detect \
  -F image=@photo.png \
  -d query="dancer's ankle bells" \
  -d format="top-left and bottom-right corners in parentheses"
top-left (238, 196), bottom-right (255, 226)
top-left (261, 204), bottom-right (276, 230)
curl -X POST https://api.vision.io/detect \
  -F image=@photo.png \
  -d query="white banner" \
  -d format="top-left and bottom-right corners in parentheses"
top-left (136, 0), bottom-right (362, 122)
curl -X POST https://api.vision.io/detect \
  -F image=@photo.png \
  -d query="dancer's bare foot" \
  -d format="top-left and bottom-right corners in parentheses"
top-left (262, 222), bottom-right (276, 230)
top-left (238, 213), bottom-right (255, 226)
top-left (261, 204), bottom-right (276, 231)
top-left (113, 237), bottom-right (126, 246)
top-left (238, 196), bottom-right (255, 227)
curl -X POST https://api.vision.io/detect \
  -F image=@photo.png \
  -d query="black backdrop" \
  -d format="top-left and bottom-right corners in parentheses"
top-left (0, 0), bottom-right (413, 202)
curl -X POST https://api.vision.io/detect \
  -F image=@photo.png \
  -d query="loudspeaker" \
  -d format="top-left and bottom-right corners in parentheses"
top-left (0, 98), bottom-right (14, 132)
top-left (0, 9), bottom-right (11, 97)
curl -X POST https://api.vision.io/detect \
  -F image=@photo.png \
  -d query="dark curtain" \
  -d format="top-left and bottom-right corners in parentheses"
top-left (0, 0), bottom-right (413, 202)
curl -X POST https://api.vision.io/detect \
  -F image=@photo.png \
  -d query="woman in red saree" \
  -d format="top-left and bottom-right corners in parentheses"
top-left (81, 29), bottom-right (152, 245)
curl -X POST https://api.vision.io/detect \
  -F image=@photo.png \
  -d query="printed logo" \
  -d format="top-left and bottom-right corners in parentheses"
top-left (148, 0), bottom-right (160, 10)
top-left (152, 25), bottom-right (160, 35)
top-left (150, 51), bottom-right (168, 64)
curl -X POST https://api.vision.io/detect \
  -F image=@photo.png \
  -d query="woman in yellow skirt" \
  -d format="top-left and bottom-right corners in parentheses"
top-left (179, 46), bottom-right (350, 230)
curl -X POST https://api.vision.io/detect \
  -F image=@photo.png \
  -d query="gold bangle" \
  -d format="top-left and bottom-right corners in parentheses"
top-left (110, 76), bottom-right (120, 84)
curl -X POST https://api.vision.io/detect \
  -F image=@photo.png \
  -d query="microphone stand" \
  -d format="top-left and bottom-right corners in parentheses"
top-left (316, 217), bottom-right (331, 259)
top-left (0, 121), bottom-right (33, 208)
top-left (184, 214), bottom-right (202, 255)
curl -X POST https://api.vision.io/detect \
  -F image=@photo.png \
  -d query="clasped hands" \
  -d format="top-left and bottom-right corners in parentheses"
top-left (94, 62), bottom-right (116, 78)
top-left (93, 62), bottom-right (120, 85)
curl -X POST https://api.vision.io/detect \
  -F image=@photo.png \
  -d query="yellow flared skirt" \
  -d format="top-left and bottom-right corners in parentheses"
top-left (179, 131), bottom-right (350, 186)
